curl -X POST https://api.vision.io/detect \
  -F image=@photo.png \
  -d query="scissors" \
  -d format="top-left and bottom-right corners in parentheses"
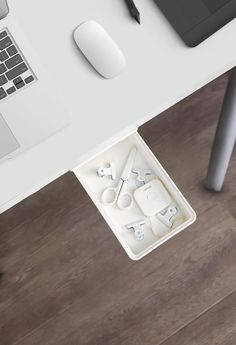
top-left (101, 147), bottom-right (137, 210)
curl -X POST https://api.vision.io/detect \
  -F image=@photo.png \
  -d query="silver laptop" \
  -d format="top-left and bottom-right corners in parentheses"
top-left (0, 1), bottom-right (69, 162)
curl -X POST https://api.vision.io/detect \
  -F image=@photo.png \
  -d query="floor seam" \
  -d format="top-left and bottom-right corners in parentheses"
top-left (156, 288), bottom-right (236, 345)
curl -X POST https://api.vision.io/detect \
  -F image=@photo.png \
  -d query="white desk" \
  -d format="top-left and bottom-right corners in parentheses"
top-left (0, 0), bottom-right (236, 212)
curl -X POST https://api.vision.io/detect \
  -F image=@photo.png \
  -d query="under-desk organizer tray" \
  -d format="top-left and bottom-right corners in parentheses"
top-left (73, 131), bottom-right (196, 260)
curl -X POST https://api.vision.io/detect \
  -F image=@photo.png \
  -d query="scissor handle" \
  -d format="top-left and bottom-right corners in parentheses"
top-left (101, 187), bottom-right (118, 206)
top-left (117, 191), bottom-right (133, 210)
top-left (102, 180), bottom-right (133, 210)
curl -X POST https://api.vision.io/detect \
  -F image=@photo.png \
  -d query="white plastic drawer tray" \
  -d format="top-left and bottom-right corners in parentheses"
top-left (73, 131), bottom-right (196, 260)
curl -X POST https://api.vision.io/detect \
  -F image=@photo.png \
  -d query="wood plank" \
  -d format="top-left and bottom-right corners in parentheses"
top-left (1, 201), bottom-right (236, 345)
top-left (160, 291), bottom-right (236, 345)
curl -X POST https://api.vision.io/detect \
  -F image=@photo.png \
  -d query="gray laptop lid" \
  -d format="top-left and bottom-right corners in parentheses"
top-left (0, 113), bottom-right (19, 159)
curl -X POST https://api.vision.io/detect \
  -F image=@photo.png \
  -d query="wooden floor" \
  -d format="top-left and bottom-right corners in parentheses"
top-left (1, 72), bottom-right (236, 345)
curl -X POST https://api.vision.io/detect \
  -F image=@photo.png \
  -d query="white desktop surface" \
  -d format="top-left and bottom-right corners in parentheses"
top-left (0, 0), bottom-right (236, 211)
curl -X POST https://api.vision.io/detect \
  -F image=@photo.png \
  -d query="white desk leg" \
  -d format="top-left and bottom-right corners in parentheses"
top-left (205, 68), bottom-right (236, 192)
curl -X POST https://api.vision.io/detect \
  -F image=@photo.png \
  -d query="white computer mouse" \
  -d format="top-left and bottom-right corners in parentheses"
top-left (73, 20), bottom-right (126, 79)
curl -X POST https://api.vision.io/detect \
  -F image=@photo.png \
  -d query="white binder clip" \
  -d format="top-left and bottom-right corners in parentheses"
top-left (132, 169), bottom-right (152, 187)
top-left (97, 162), bottom-right (116, 180)
top-left (157, 206), bottom-right (178, 228)
top-left (126, 219), bottom-right (145, 241)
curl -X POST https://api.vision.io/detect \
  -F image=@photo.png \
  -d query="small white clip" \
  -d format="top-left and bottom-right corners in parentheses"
top-left (157, 206), bottom-right (178, 228)
top-left (126, 219), bottom-right (145, 241)
top-left (132, 169), bottom-right (152, 187)
top-left (97, 162), bottom-right (116, 180)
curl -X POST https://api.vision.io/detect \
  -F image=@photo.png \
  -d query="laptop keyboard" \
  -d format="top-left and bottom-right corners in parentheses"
top-left (0, 28), bottom-right (36, 101)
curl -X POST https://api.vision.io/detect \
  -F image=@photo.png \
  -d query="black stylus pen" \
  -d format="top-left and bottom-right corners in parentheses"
top-left (125, 0), bottom-right (141, 24)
